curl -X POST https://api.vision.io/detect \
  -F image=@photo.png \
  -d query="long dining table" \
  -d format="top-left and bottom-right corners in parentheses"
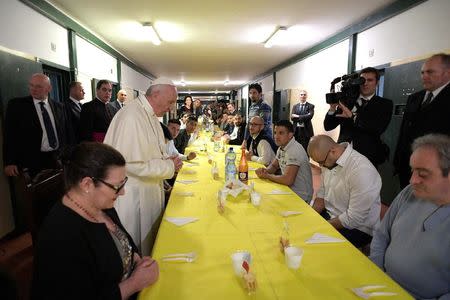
top-left (138, 136), bottom-right (412, 300)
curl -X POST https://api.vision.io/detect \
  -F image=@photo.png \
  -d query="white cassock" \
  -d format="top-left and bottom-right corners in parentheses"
top-left (104, 95), bottom-right (174, 255)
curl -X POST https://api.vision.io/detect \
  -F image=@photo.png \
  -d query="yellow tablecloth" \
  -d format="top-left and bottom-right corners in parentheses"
top-left (138, 140), bottom-right (412, 300)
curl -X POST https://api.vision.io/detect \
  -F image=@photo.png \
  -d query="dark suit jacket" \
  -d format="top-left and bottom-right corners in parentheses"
top-left (394, 84), bottom-right (450, 177)
top-left (108, 100), bottom-right (123, 112)
top-left (174, 129), bottom-right (191, 154)
top-left (63, 98), bottom-right (81, 145)
top-left (3, 95), bottom-right (66, 171)
top-left (324, 95), bottom-right (393, 166)
top-left (79, 98), bottom-right (116, 142)
top-left (291, 102), bottom-right (314, 138)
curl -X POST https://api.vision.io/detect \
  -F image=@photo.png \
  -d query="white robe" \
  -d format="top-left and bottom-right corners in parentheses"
top-left (104, 95), bottom-right (174, 255)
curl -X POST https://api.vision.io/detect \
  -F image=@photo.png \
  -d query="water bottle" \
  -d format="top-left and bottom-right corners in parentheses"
top-left (225, 147), bottom-right (237, 181)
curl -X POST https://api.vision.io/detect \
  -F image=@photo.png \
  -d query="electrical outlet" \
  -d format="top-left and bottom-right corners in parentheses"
top-left (51, 42), bottom-right (56, 52)
top-left (369, 48), bottom-right (375, 57)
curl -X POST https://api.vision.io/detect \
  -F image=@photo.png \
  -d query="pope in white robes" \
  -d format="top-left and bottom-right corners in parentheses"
top-left (104, 79), bottom-right (181, 255)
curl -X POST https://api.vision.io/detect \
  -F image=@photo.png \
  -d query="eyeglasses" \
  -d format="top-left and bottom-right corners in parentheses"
top-left (249, 123), bottom-right (263, 127)
top-left (92, 176), bottom-right (128, 194)
top-left (316, 150), bottom-right (330, 166)
top-left (300, 94), bottom-right (306, 96)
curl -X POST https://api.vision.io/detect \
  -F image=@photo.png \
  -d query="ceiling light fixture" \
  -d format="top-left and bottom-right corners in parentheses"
top-left (142, 22), bottom-right (162, 45)
top-left (181, 80), bottom-right (186, 86)
top-left (224, 80), bottom-right (229, 86)
top-left (264, 26), bottom-right (287, 48)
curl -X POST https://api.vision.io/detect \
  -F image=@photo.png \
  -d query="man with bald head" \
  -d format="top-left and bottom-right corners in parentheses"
top-left (394, 53), bottom-right (450, 188)
top-left (104, 78), bottom-right (182, 255)
top-left (108, 89), bottom-right (127, 114)
top-left (245, 116), bottom-right (277, 167)
top-left (3, 73), bottom-right (66, 177)
top-left (308, 134), bottom-right (381, 247)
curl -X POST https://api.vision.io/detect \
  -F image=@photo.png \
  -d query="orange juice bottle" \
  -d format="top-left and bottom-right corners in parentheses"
top-left (238, 151), bottom-right (248, 184)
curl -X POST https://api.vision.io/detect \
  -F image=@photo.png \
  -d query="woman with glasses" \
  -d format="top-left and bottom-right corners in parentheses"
top-left (32, 142), bottom-right (159, 300)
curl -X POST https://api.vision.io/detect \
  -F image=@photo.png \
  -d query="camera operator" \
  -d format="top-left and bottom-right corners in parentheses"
top-left (324, 67), bottom-right (393, 168)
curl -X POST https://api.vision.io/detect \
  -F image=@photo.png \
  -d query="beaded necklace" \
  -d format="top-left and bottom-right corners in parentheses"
top-left (65, 193), bottom-right (134, 278)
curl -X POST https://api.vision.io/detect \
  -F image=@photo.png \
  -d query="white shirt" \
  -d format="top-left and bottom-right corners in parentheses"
top-left (229, 125), bottom-right (239, 140)
top-left (249, 134), bottom-right (276, 166)
top-left (33, 98), bottom-right (59, 151)
top-left (166, 140), bottom-right (187, 161)
top-left (317, 143), bottom-right (381, 235)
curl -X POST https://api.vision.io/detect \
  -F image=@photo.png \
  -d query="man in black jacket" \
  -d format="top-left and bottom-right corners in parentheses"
top-left (174, 116), bottom-right (198, 154)
top-left (394, 53), bottom-right (450, 188)
top-left (3, 73), bottom-right (66, 177)
top-left (324, 67), bottom-right (393, 168)
top-left (63, 81), bottom-right (85, 145)
top-left (291, 90), bottom-right (314, 152)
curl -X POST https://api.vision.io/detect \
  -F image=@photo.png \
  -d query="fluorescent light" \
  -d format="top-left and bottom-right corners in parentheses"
top-left (142, 22), bottom-right (161, 45)
top-left (264, 26), bottom-right (287, 48)
top-left (224, 80), bottom-right (229, 86)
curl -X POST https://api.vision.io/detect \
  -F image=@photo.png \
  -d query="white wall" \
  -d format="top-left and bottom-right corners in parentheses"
top-left (0, 0), bottom-right (69, 68)
top-left (259, 75), bottom-right (274, 109)
top-left (120, 62), bottom-right (152, 94)
top-left (356, 0), bottom-right (450, 69)
top-left (76, 35), bottom-right (117, 102)
top-left (276, 39), bottom-right (349, 141)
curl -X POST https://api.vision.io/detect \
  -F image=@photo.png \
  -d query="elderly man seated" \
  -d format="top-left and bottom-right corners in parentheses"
top-left (370, 134), bottom-right (450, 299)
top-left (255, 120), bottom-right (313, 203)
top-left (244, 116), bottom-right (277, 167)
top-left (308, 135), bottom-right (381, 248)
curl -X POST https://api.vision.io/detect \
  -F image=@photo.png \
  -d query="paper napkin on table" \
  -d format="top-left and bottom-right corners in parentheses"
top-left (249, 167), bottom-right (257, 171)
top-left (280, 211), bottom-right (303, 217)
top-left (305, 233), bottom-right (345, 244)
top-left (185, 161), bottom-right (199, 167)
top-left (175, 192), bottom-right (194, 197)
top-left (182, 169), bottom-right (197, 175)
top-left (165, 217), bottom-right (199, 226)
top-left (177, 180), bottom-right (198, 184)
top-left (267, 189), bottom-right (292, 195)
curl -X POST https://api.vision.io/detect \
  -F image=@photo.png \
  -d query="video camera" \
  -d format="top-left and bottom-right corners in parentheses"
top-left (325, 72), bottom-right (365, 109)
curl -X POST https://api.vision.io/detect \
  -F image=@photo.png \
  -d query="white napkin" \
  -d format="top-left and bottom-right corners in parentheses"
top-left (177, 179), bottom-right (198, 184)
top-left (305, 233), bottom-right (345, 244)
top-left (351, 285), bottom-right (397, 299)
top-left (182, 169), bottom-right (197, 175)
top-left (175, 192), bottom-right (194, 197)
top-left (280, 211), bottom-right (303, 217)
top-left (267, 189), bottom-right (292, 195)
top-left (249, 167), bottom-right (257, 171)
top-left (185, 161), bottom-right (199, 167)
top-left (165, 217), bottom-right (199, 226)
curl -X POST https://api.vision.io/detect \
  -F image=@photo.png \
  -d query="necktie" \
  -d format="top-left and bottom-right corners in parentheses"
top-left (299, 104), bottom-right (304, 114)
top-left (75, 102), bottom-right (81, 113)
top-left (39, 101), bottom-right (57, 149)
top-left (422, 92), bottom-right (433, 108)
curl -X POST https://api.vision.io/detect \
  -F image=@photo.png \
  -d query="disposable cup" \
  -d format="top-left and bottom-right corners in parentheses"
top-left (250, 192), bottom-right (261, 206)
top-left (231, 251), bottom-right (251, 276)
top-left (284, 246), bottom-right (303, 269)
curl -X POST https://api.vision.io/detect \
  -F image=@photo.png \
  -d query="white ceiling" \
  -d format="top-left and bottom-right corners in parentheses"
top-left (47, 0), bottom-right (396, 92)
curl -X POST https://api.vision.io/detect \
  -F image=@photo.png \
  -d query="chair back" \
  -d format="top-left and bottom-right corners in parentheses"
top-left (19, 169), bottom-right (65, 245)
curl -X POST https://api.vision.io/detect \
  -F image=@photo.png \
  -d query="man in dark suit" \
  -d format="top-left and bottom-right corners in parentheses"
top-left (291, 90), bottom-right (314, 152)
top-left (3, 73), bottom-right (66, 177)
top-left (174, 116), bottom-right (198, 154)
top-left (324, 67), bottom-right (393, 168)
top-left (394, 53), bottom-right (450, 188)
top-left (108, 89), bottom-right (127, 116)
top-left (79, 79), bottom-right (117, 142)
top-left (63, 81), bottom-right (85, 145)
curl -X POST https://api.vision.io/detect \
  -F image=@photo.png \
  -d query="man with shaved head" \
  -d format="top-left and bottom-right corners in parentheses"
top-left (308, 134), bottom-right (381, 248)
top-left (3, 73), bottom-right (66, 177)
top-left (244, 116), bottom-right (277, 167)
top-left (104, 78), bottom-right (182, 255)
top-left (108, 89), bottom-right (127, 114)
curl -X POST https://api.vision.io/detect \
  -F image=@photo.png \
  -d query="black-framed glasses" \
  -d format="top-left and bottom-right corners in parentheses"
top-left (317, 150), bottom-right (330, 166)
top-left (92, 176), bottom-right (128, 194)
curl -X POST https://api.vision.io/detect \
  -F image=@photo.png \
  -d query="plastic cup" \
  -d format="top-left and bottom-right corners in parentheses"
top-left (231, 251), bottom-right (252, 276)
top-left (250, 192), bottom-right (261, 206)
top-left (284, 246), bottom-right (303, 269)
